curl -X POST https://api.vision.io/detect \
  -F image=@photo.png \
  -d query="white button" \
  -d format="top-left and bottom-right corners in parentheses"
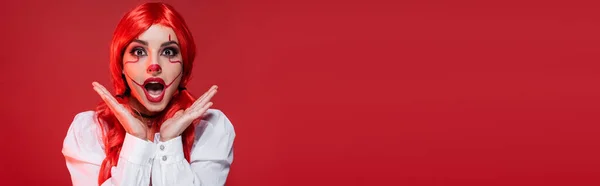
top-left (162, 156), bottom-right (167, 161)
top-left (160, 145), bottom-right (165, 151)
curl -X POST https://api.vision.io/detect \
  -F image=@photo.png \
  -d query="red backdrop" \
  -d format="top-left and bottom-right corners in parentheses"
top-left (1, 0), bottom-right (599, 185)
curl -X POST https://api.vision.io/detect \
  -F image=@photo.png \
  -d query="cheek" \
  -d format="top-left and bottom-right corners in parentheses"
top-left (123, 56), bottom-right (147, 75)
top-left (122, 62), bottom-right (149, 89)
top-left (124, 53), bottom-right (142, 64)
top-left (124, 67), bottom-right (144, 77)
top-left (162, 63), bottom-right (183, 80)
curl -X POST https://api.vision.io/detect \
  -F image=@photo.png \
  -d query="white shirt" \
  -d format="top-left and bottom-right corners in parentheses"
top-left (62, 109), bottom-right (235, 186)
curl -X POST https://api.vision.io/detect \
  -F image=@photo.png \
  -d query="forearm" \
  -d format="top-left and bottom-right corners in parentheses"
top-left (103, 133), bottom-right (157, 186)
top-left (151, 135), bottom-right (203, 186)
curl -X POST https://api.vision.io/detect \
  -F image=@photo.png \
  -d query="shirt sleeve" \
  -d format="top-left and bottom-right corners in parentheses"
top-left (62, 111), bottom-right (157, 186)
top-left (151, 109), bottom-right (236, 186)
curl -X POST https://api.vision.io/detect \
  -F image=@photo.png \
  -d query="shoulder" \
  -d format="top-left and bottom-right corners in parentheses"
top-left (67, 111), bottom-right (101, 137)
top-left (71, 110), bottom-right (97, 126)
top-left (62, 111), bottom-right (104, 157)
top-left (191, 109), bottom-right (236, 153)
top-left (200, 109), bottom-right (235, 135)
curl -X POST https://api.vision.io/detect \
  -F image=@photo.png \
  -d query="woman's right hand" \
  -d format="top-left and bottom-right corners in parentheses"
top-left (92, 82), bottom-right (148, 140)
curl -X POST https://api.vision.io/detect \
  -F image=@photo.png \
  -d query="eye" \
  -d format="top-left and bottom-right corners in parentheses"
top-left (129, 47), bottom-right (147, 56)
top-left (161, 47), bottom-right (179, 57)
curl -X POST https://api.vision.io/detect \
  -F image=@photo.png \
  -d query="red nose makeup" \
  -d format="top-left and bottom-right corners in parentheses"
top-left (147, 64), bottom-right (162, 73)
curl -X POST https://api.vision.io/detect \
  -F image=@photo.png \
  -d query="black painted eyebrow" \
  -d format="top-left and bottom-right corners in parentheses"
top-left (131, 39), bottom-right (148, 46)
top-left (161, 41), bottom-right (179, 47)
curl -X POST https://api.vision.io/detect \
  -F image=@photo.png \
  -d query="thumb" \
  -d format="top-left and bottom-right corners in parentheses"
top-left (173, 110), bottom-right (184, 118)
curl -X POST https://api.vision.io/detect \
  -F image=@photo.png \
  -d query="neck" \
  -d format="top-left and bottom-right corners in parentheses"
top-left (135, 111), bottom-right (159, 118)
top-left (127, 96), bottom-right (160, 127)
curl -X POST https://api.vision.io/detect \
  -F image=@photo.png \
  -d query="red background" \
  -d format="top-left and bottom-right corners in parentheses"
top-left (1, 0), bottom-right (599, 185)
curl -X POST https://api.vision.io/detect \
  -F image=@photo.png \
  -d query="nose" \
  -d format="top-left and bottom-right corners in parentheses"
top-left (147, 64), bottom-right (162, 75)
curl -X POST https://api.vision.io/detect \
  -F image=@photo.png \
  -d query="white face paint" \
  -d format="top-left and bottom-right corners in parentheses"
top-left (122, 24), bottom-right (183, 113)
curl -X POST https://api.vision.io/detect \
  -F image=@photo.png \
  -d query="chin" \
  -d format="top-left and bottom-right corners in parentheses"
top-left (142, 102), bottom-right (169, 113)
top-left (140, 89), bottom-right (177, 113)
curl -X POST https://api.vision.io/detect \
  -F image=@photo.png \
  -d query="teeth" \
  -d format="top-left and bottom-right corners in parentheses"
top-left (149, 92), bottom-right (161, 98)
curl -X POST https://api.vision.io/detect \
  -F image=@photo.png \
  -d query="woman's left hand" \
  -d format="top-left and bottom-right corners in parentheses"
top-left (159, 85), bottom-right (218, 142)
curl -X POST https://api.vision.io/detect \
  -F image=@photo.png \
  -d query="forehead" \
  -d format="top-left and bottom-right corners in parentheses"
top-left (137, 24), bottom-right (178, 42)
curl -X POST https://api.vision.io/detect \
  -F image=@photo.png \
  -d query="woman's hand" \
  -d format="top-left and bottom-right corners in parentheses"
top-left (92, 82), bottom-right (149, 140)
top-left (159, 85), bottom-right (218, 142)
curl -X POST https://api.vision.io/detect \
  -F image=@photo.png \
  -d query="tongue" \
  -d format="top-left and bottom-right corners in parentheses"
top-left (148, 89), bottom-right (163, 95)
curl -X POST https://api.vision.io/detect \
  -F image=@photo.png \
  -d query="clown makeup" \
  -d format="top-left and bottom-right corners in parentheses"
top-left (122, 24), bottom-right (183, 114)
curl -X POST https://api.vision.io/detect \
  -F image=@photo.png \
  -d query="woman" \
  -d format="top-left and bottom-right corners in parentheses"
top-left (62, 3), bottom-right (235, 186)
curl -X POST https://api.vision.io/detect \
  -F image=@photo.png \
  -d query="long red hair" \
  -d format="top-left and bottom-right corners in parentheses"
top-left (94, 3), bottom-right (198, 184)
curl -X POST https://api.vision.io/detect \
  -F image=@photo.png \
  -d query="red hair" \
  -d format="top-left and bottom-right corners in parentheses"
top-left (95, 3), bottom-right (198, 184)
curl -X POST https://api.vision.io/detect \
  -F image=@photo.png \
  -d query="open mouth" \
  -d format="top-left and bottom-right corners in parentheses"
top-left (142, 78), bottom-right (166, 102)
top-left (145, 82), bottom-right (164, 96)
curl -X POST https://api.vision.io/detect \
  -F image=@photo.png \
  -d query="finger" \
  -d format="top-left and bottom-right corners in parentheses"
top-left (187, 94), bottom-right (207, 113)
top-left (93, 85), bottom-right (114, 106)
top-left (93, 82), bottom-right (115, 100)
top-left (192, 85), bottom-right (217, 108)
top-left (190, 88), bottom-right (217, 112)
top-left (93, 86), bottom-right (121, 117)
top-left (171, 102), bottom-right (212, 132)
top-left (189, 85), bottom-right (218, 111)
top-left (173, 110), bottom-right (184, 118)
top-left (196, 86), bottom-right (214, 101)
top-left (93, 82), bottom-right (126, 114)
top-left (186, 102), bottom-right (213, 121)
top-left (93, 82), bottom-right (120, 108)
